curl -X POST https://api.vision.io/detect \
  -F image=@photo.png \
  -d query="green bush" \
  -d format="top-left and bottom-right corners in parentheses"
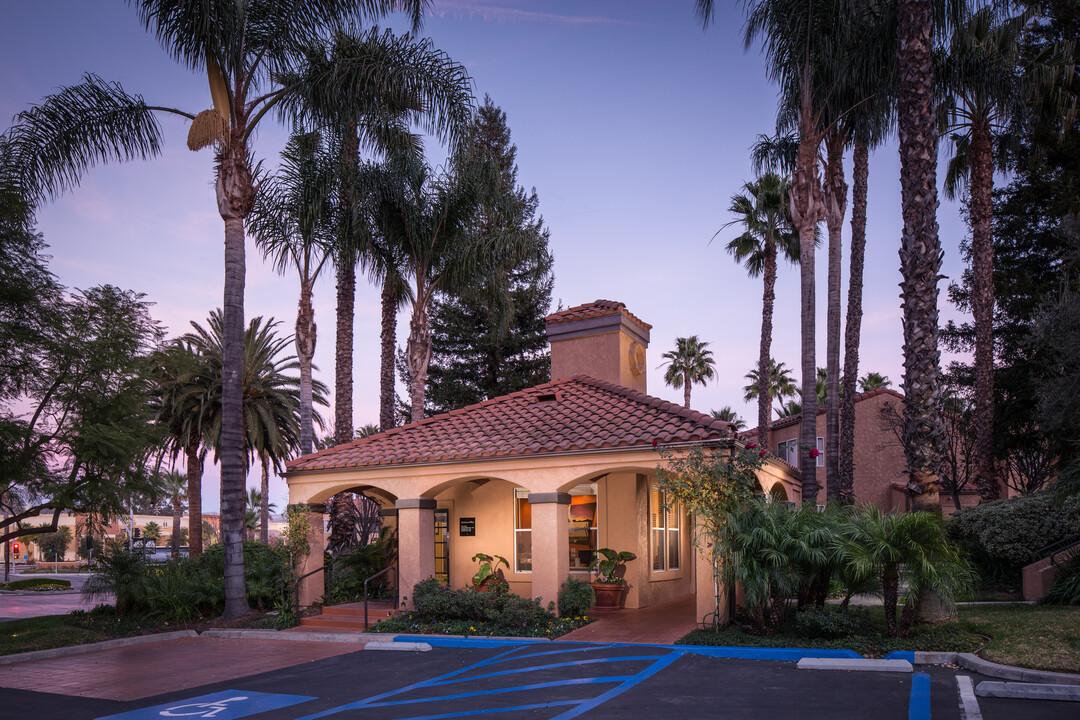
top-left (947, 491), bottom-right (1080, 586)
top-left (408, 579), bottom-right (554, 630)
top-left (557, 576), bottom-right (594, 617)
top-left (195, 540), bottom-right (290, 611)
top-left (4, 578), bottom-right (71, 590)
top-left (793, 606), bottom-right (867, 639)
top-left (325, 531), bottom-right (396, 604)
top-left (1043, 553), bottom-right (1080, 606)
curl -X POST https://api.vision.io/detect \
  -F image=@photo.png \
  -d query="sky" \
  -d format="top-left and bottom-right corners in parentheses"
top-left (0, 1), bottom-right (973, 513)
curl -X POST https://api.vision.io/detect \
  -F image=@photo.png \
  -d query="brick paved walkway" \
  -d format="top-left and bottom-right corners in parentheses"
top-left (0, 637), bottom-right (363, 701)
top-left (559, 594), bottom-right (698, 645)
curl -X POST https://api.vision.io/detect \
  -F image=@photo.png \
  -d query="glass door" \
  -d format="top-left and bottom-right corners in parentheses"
top-left (434, 509), bottom-right (450, 585)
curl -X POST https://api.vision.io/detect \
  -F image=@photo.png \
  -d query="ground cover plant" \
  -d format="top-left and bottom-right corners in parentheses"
top-left (368, 578), bottom-right (591, 638)
top-left (0, 578), bottom-right (71, 591)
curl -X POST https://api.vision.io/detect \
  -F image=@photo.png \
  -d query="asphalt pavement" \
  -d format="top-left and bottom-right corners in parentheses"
top-left (0, 570), bottom-right (100, 622)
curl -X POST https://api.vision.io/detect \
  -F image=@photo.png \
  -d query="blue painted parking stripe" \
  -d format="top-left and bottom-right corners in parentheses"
top-left (909, 673), bottom-right (931, 720)
top-left (551, 650), bottom-right (685, 720)
top-left (507, 643), bottom-right (619, 662)
top-left (394, 699), bottom-right (583, 720)
top-left (425, 654), bottom-right (669, 686)
top-left (355, 675), bottom-right (635, 709)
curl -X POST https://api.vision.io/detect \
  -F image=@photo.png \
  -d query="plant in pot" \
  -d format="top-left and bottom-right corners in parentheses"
top-left (471, 552), bottom-right (510, 593)
top-left (589, 548), bottom-right (637, 610)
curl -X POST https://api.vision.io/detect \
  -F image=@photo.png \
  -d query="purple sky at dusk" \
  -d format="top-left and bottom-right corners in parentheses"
top-left (1, 1), bottom-right (972, 512)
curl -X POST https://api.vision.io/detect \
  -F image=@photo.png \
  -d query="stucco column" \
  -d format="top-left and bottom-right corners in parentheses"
top-left (529, 492), bottom-right (570, 613)
top-left (289, 503), bottom-right (325, 609)
top-left (694, 535), bottom-right (732, 629)
top-left (397, 498), bottom-right (436, 608)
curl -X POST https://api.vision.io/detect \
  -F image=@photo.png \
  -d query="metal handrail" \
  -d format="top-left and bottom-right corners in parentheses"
top-left (1030, 535), bottom-right (1080, 566)
top-left (363, 565), bottom-right (398, 628)
top-left (292, 564), bottom-right (328, 619)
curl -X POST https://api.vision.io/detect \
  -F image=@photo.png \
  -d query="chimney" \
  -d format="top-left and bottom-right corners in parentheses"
top-left (544, 300), bottom-right (652, 393)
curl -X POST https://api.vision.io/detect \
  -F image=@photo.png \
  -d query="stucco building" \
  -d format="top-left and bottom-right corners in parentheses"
top-left (285, 300), bottom-right (799, 624)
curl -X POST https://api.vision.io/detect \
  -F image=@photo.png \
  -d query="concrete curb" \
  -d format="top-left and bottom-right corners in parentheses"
top-left (200, 629), bottom-right (369, 644)
top-left (797, 658), bottom-right (913, 673)
top-left (0, 630), bottom-right (198, 665)
top-left (976, 681), bottom-right (1080, 702)
top-left (957, 653), bottom-right (1080, 686)
top-left (955, 676), bottom-right (983, 720)
top-left (365, 641), bottom-right (431, 652)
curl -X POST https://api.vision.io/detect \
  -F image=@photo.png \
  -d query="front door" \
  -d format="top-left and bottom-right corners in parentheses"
top-left (434, 509), bottom-right (450, 585)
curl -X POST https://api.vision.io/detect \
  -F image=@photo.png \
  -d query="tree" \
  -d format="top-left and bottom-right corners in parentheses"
top-left (248, 131), bottom-right (336, 458)
top-left (34, 525), bottom-right (72, 561)
top-left (722, 173), bottom-right (799, 447)
top-left (939, 5), bottom-right (1077, 503)
top-left (3, 0), bottom-right (436, 620)
top-left (245, 488), bottom-right (277, 541)
top-left (0, 282), bottom-right (165, 548)
top-left (742, 358), bottom-right (798, 419)
top-left (858, 372), bottom-right (892, 392)
top-left (711, 407), bottom-right (747, 431)
top-left (661, 336), bottom-right (717, 409)
top-left (159, 470), bottom-right (187, 559)
top-left (142, 521), bottom-right (162, 543)
top-left (426, 97), bottom-right (554, 414)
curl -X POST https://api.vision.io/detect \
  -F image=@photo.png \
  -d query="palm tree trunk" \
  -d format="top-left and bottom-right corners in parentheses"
top-left (969, 119), bottom-right (998, 502)
top-left (296, 276), bottom-right (316, 456)
top-left (839, 140), bottom-right (869, 505)
top-left (380, 276), bottom-right (398, 431)
top-left (171, 495), bottom-right (182, 560)
top-left (683, 375), bottom-right (691, 408)
top-left (335, 257), bottom-right (356, 445)
top-left (260, 452), bottom-right (270, 545)
top-left (757, 244), bottom-right (778, 450)
top-left (407, 295), bottom-right (432, 424)
top-left (823, 132), bottom-right (847, 503)
top-left (218, 160), bottom-right (250, 618)
top-left (897, 0), bottom-right (946, 514)
top-left (791, 99), bottom-right (825, 504)
top-left (186, 441), bottom-right (203, 558)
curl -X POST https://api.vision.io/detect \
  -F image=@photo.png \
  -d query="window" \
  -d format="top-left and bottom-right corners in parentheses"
top-left (651, 486), bottom-right (680, 571)
top-left (777, 438), bottom-right (798, 466)
top-left (568, 483), bottom-right (598, 571)
top-left (514, 489), bottom-right (531, 573)
top-left (816, 437), bottom-right (825, 467)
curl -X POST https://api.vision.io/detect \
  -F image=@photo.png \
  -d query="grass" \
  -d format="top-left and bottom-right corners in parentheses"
top-left (959, 604), bottom-right (1080, 674)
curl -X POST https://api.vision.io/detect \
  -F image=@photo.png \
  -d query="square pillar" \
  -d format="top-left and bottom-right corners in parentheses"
top-left (289, 503), bottom-right (326, 609)
top-left (529, 492), bottom-right (570, 613)
top-left (694, 539), bottom-right (733, 629)
top-left (397, 498), bottom-right (436, 608)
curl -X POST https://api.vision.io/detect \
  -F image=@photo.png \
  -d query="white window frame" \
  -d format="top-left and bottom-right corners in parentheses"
top-left (816, 436), bottom-right (825, 467)
top-left (513, 488), bottom-right (531, 574)
top-left (651, 486), bottom-right (681, 572)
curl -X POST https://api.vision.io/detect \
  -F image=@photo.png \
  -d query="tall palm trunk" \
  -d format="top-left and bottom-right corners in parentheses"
top-left (791, 94), bottom-right (825, 504)
top-left (407, 292), bottom-right (432, 424)
top-left (897, 0), bottom-right (946, 514)
top-left (823, 131), bottom-right (848, 503)
top-left (217, 122), bottom-right (255, 618)
top-left (380, 276), bottom-right (398, 431)
top-left (839, 140), bottom-right (870, 505)
top-left (296, 275), bottom-right (316, 456)
top-left (186, 441), bottom-right (203, 558)
top-left (260, 452), bottom-right (270, 545)
top-left (335, 125), bottom-right (359, 446)
top-left (757, 242), bottom-right (778, 450)
top-left (683, 375), bottom-right (692, 408)
top-left (969, 118), bottom-right (998, 502)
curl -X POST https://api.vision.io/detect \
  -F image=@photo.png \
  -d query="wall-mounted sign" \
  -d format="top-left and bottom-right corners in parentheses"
top-left (459, 517), bottom-right (476, 536)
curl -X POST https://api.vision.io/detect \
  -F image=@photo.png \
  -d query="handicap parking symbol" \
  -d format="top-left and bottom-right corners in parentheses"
top-left (96, 690), bottom-right (316, 720)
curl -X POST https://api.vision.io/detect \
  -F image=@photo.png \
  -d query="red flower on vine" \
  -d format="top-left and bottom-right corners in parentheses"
top-left (746, 441), bottom-right (757, 449)
top-left (651, 439), bottom-right (659, 447)
top-left (759, 450), bottom-right (767, 458)
top-left (809, 448), bottom-right (820, 458)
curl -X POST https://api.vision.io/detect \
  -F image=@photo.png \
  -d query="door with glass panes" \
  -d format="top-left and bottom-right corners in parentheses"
top-left (434, 509), bottom-right (449, 585)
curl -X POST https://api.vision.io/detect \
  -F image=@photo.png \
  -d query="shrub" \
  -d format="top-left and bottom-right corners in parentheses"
top-left (195, 540), bottom-right (290, 611)
top-left (1042, 552), bottom-right (1080, 606)
top-left (83, 549), bottom-right (151, 615)
top-left (409, 579), bottom-right (553, 629)
top-left (793, 606), bottom-right (865, 639)
top-left (558, 576), bottom-right (594, 617)
top-left (947, 491), bottom-right (1080, 587)
top-left (326, 531), bottom-right (397, 604)
top-left (144, 560), bottom-right (222, 621)
top-left (5, 578), bottom-right (71, 590)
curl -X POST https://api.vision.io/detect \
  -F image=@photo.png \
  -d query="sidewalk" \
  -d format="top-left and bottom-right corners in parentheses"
top-left (559, 594), bottom-right (698, 644)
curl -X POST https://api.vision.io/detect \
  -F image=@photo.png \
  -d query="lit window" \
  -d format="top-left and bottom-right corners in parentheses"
top-left (568, 483), bottom-right (598, 572)
top-left (514, 489), bottom-right (531, 573)
top-left (651, 486), bottom-right (680, 571)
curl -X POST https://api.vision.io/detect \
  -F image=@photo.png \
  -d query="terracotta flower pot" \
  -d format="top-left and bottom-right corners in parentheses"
top-left (590, 582), bottom-right (627, 610)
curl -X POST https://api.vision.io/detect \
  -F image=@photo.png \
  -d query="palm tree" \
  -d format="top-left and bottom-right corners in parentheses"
top-left (245, 488), bottom-right (278, 542)
top-left (722, 173), bottom-right (799, 447)
top-left (4, 0), bottom-right (436, 619)
top-left (247, 131), bottom-right (336, 459)
top-left (661, 336), bottom-right (717, 409)
top-left (858, 372), bottom-right (892, 392)
top-left (142, 522), bottom-right (162, 544)
top-left (710, 407), bottom-right (747, 432)
top-left (159, 470), bottom-right (187, 559)
top-left (939, 6), bottom-right (1077, 504)
top-left (742, 358), bottom-right (798, 419)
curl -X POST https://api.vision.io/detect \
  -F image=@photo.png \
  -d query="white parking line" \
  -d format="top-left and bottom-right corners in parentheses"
top-left (956, 675), bottom-right (983, 720)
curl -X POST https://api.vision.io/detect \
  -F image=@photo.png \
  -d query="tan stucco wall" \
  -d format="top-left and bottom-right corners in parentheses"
top-left (549, 329), bottom-right (647, 393)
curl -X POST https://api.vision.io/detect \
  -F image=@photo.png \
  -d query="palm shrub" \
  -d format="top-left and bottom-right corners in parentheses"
top-left (720, 500), bottom-right (799, 635)
top-left (83, 549), bottom-right (150, 616)
top-left (787, 504), bottom-right (845, 609)
top-left (195, 540), bottom-right (290, 611)
top-left (1042, 553), bottom-right (1080, 606)
top-left (144, 560), bottom-right (223, 622)
top-left (326, 529), bottom-right (397, 603)
top-left (839, 507), bottom-right (974, 637)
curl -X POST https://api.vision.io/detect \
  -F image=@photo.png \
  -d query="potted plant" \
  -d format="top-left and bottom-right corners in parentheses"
top-left (471, 552), bottom-right (510, 593)
top-left (589, 548), bottom-right (637, 610)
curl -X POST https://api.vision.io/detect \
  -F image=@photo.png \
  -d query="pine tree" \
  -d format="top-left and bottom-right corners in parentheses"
top-left (425, 96), bottom-right (554, 414)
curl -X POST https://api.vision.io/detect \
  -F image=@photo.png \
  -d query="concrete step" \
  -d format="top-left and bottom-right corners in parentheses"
top-left (299, 615), bottom-right (381, 631)
top-left (322, 601), bottom-right (397, 618)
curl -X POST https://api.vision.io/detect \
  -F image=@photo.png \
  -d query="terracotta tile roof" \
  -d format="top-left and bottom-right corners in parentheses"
top-left (741, 387), bottom-right (906, 437)
top-left (286, 375), bottom-right (731, 473)
top-left (544, 300), bottom-right (653, 332)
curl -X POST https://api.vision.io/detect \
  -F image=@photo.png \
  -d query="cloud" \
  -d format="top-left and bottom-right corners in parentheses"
top-left (430, 0), bottom-right (628, 26)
